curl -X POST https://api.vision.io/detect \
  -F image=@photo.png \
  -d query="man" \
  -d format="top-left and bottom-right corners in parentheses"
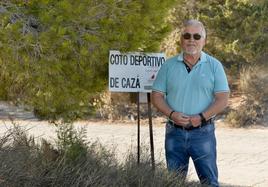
top-left (152, 19), bottom-right (229, 186)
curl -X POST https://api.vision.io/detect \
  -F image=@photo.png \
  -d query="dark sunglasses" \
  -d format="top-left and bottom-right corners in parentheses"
top-left (182, 33), bottom-right (202, 40)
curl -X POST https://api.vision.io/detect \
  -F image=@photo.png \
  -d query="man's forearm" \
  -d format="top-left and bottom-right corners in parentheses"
top-left (202, 92), bottom-right (229, 120)
top-left (152, 91), bottom-right (172, 117)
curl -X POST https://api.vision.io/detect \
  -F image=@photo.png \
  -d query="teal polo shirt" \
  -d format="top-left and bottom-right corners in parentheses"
top-left (152, 51), bottom-right (229, 115)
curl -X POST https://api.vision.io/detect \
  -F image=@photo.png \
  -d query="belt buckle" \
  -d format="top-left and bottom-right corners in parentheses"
top-left (184, 123), bottom-right (192, 130)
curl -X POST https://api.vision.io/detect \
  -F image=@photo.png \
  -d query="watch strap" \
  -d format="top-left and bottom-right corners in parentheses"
top-left (169, 110), bottom-right (175, 120)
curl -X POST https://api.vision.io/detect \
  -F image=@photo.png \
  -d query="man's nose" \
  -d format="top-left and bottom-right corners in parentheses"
top-left (189, 37), bottom-right (195, 41)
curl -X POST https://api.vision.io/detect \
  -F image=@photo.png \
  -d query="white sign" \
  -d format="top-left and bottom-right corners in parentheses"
top-left (109, 50), bottom-right (165, 92)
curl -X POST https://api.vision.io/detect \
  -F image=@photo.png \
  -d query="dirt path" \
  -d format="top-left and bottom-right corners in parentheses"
top-left (1, 119), bottom-right (268, 187)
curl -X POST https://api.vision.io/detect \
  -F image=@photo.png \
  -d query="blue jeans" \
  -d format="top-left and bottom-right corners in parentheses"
top-left (165, 122), bottom-right (219, 187)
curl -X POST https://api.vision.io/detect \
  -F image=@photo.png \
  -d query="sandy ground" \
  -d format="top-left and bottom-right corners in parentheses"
top-left (1, 119), bottom-right (268, 187)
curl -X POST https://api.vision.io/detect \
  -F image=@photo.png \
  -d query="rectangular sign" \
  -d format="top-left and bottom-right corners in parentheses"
top-left (109, 50), bottom-right (165, 92)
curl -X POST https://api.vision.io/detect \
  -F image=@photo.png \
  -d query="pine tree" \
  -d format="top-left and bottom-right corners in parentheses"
top-left (0, 0), bottom-right (176, 121)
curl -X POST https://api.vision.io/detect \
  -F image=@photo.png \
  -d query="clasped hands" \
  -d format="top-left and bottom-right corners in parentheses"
top-left (170, 112), bottom-right (202, 128)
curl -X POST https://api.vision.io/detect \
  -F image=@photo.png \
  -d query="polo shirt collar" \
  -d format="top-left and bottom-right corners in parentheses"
top-left (177, 51), bottom-right (206, 64)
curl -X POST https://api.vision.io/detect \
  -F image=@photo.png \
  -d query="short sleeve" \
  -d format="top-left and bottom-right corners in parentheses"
top-left (152, 62), bottom-right (168, 93)
top-left (214, 63), bottom-right (230, 93)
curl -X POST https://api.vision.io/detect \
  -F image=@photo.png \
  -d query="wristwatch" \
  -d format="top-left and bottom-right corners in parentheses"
top-left (199, 113), bottom-right (207, 124)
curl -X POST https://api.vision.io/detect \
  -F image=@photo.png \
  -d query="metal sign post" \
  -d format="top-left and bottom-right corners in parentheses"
top-left (137, 93), bottom-right (155, 169)
top-left (137, 93), bottom-right (140, 165)
top-left (147, 93), bottom-right (155, 170)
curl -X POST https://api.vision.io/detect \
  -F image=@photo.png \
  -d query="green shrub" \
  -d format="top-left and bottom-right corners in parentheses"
top-left (56, 122), bottom-right (88, 162)
top-left (0, 0), bottom-right (176, 121)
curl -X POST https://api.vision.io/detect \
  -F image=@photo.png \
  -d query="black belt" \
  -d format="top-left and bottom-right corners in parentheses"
top-left (168, 118), bottom-right (214, 131)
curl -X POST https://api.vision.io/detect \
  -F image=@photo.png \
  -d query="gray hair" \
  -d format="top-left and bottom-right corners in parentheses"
top-left (182, 19), bottom-right (206, 38)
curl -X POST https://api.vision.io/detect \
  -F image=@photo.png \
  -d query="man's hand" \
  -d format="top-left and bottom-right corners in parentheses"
top-left (152, 91), bottom-right (190, 127)
top-left (190, 115), bottom-right (202, 127)
top-left (170, 112), bottom-right (190, 127)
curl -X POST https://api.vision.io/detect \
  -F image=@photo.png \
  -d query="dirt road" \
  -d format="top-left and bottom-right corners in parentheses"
top-left (1, 119), bottom-right (268, 187)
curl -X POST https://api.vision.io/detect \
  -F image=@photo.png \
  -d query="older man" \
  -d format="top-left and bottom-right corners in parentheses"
top-left (152, 19), bottom-right (229, 186)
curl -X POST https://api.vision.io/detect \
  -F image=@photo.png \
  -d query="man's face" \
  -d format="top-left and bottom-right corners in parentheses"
top-left (181, 25), bottom-right (206, 55)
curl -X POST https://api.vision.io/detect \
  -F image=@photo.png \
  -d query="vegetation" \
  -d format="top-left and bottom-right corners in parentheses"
top-left (0, 0), bottom-right (175, 121)
top-left (0, 0), bottom-right (267, 126)
top-left (0, 124), bottom-right (199, 187)
top-left (226, 64), bottom-right (268, 127)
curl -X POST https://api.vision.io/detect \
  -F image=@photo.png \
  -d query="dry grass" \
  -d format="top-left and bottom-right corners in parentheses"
top-left (226, 63), bottom-right (268, 127)
top-left (0, 123), bottom-right (200, 187)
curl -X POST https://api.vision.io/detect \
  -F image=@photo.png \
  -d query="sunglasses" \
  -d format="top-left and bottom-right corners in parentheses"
top-left (182, 33), bottom-right (202, 40)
